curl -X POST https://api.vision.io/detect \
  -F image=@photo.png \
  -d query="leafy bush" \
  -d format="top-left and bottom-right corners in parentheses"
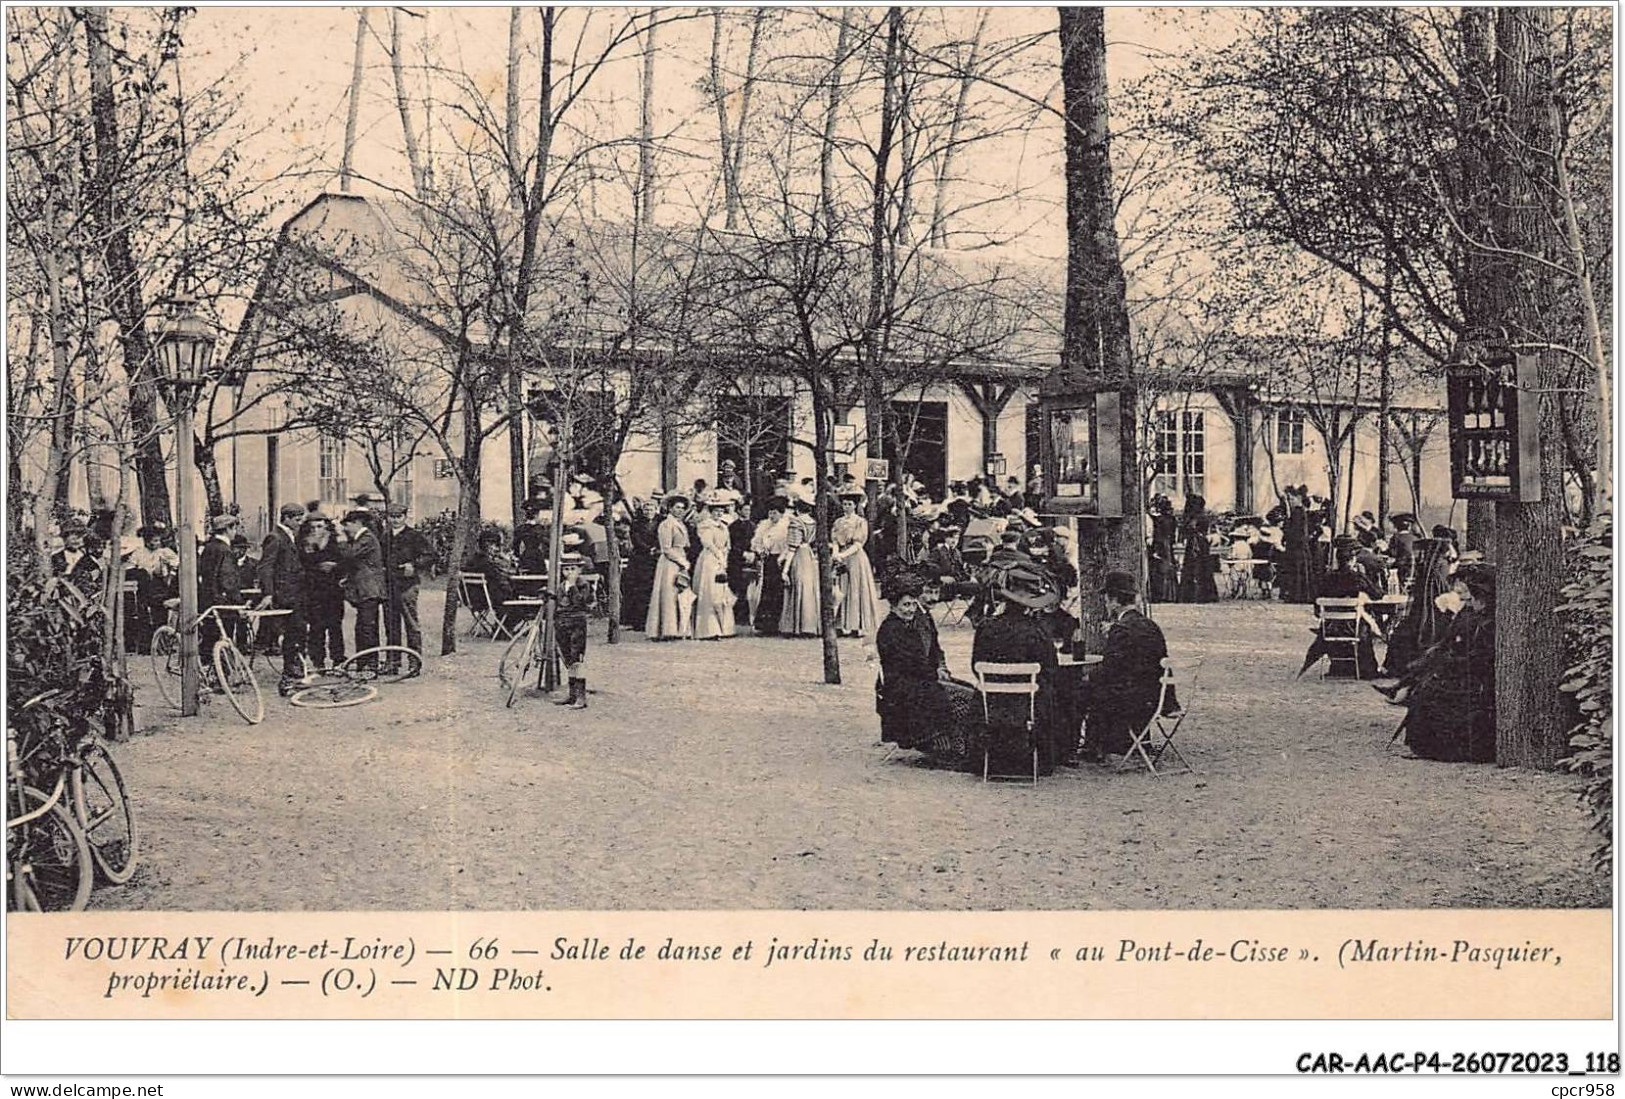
top-left (1558, 512), bottom-right (1612, 872)
top-left (6, 569), bottom-right (133, 777)
top-left (419, 509), bottom-right (513, 575)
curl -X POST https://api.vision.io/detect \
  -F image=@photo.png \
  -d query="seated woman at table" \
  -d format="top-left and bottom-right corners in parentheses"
top-left (875, 573), bottom-right (978, 764)
top-left (1395, 565), bottom-right (1496, 763)
top-left (1379, 537), bottom-right (1453, 680)
top-left (971, 564), bottom-right (1063, 775)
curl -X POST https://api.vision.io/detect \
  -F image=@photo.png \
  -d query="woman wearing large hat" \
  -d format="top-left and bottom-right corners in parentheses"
top-left (691, 491), bottom-right (736, 640)
top-left (645, 492), bottom-right (694, 640)
top-left (970, 561), bottom-right (1064, 774)
top-left (1394, 564), bottom-right (1497, 763)
top-left (832, 487), bottom-right (881, 638)
top-left (777, 494), bottom-right (820, 637)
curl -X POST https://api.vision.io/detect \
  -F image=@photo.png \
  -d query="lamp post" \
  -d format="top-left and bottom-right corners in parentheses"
top-left (155, 292), bottom-right (216, 717)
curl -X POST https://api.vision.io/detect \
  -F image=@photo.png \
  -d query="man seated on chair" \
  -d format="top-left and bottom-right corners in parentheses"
top-left (971, 563), bottom-right (1062, 776)
top-left (1083, 570), bottom-right (1172, 763)
top-left (923, 525), bottom-right (969, 600)
top-left (1309, 537), bottom-right (1381, 678)
top-left (462, 529), bottom-right (526, 630)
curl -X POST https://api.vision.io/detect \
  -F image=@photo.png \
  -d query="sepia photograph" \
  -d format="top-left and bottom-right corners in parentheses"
top-left (4, 1), bottom-right (1612, 938)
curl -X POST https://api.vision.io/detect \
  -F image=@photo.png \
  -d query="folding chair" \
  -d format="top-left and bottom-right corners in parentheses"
top-left (1314, 597), bottom-right (1377, 679)
top-left (458, 572), bottom-right (511, 640)
top-left (1118, 657), bottom-right (1197, 776)
top-left (932, 577), bottom-right (973, 627)
top-left (973, 660), bottom-right (1041, 785)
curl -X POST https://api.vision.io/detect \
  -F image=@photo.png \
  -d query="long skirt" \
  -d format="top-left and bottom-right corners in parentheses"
top-left (836, 548), bottom-right (882, 637)
top-left (779, 546), bottom-right (820, 636)
top-left (620, 556), bottom-right (655, 629)
top-left (692, 548), bottom-right (736, 640)
top-left (754, 565), bottom-right (784, 635)
top-left (645, 556), bottom-right (687, 639)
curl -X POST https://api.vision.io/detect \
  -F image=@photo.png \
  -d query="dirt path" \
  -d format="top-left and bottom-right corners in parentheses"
top-left (97, 598), bottom-right (1608, 910)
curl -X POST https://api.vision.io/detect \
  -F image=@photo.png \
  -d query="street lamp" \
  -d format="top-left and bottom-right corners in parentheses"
top-left (155, 291), bottom-right (216, 717)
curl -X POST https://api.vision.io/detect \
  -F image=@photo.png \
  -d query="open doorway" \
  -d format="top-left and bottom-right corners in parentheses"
top-left (885, 400), bottom-right (948, 499)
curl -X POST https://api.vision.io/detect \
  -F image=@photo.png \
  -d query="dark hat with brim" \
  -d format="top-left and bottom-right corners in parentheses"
top-left (1454, 562), bottom-right (1496, 598)
top-left (341, 509), bottom-right (373, 526)
top-left (1099, 569), bottom-right (1138, 601)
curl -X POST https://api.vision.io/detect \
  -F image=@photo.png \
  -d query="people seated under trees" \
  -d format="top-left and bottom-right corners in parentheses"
top-left (1084, 570), bottom-right (1172, 762)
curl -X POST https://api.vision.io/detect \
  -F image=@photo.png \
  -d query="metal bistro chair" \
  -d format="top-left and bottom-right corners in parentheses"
top-left (973, 661), bottom-right (1041, 786)
top-left (1118, 657), bottom-right (1198, 777)
top-left (457, 572), bottom-right (510, 640)
top-left (1314, 597), bottom-right (1379, 679)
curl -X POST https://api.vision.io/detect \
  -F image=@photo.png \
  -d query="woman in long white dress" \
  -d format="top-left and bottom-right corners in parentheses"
top-left (645, 494), bottom-right (692, 640)
top-left (692, 493), bottom-right (736, 640)
top-left (832, 490), bottom-right (882, 638)
top-left (778, 498), bottom-right (821, 637)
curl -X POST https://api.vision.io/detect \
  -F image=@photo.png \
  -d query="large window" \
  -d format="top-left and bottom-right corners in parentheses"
top-left (1275, 407), bottom-right (1306, 455)
top-left (318, 435), bottom-right (348, 503)
top-left (1153, 409), bottom-right (1205, 501)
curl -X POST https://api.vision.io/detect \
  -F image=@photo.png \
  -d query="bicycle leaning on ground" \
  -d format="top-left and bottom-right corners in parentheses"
top-left (287, 645), bottom-right (424, 709)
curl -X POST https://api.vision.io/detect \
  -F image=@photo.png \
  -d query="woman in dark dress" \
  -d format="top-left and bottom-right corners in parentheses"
top-left (1277, 486), bottom-right (1314, 604)
top-left (1380, 537), bottom-right (1453, 678)
top-left (875, 574), bottom-right (953, 750)
top-left (513, 499), bottom-right (550, 574)
top-left (619, 502), bottom-right (658, 631)
top-left (971, 569), bottom-right (1064, 775)
top-left (1397, 565), bottom-right (1496, 763)
top-left (1146, 494), bottom-right (1179, 603)
top-left (1175, 495), bottom-right (1218, 603)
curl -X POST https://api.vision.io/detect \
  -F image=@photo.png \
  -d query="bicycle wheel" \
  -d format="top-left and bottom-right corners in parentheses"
top-left (70, 740), bottom-right (139, 885)
top-left (341, 646), bottom-right (423, 685)
top-left (212, 641), bottom-right (264, 725)
top-left (7, 785), bottom-right (94, 912)
top-left (289, 681), bottom-right (379, 709)
top-left (504, 633), bottom-right (539, 709)
top-left (149, 626), bottom-right (181, 710)
top-left (497, 630), bottom-right (534, 689)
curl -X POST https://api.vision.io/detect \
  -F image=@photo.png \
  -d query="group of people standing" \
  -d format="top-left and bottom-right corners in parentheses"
top-left (621, 478), bottom-right (882, 643)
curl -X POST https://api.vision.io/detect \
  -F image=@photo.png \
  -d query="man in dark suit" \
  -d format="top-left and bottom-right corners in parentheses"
top-left (384, 502), bottom-right (433, 673)
top-left (340, 509), bottom-right (387, 671)
top-left (1084, 570), bottom-right (1171, 761)
top-left (198, 513), bottom-right (244, 663)
top-left (258, 502), bottom-right (309, 694)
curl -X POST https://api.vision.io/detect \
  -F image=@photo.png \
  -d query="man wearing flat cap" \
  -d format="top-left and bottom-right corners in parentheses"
top-left (1084, 570), bottom-right (1171, 761)
top-left (259, 503), bottom-right (309, 694)
top-left (384, 502), bottom-right (433, 672)
top-left (198, 513), bottom-right (244, 663)
top-left (340, 509), bottom-right (387, 670)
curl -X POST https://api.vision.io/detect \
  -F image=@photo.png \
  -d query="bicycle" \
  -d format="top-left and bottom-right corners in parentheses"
top-left (288, 645), bottom-right (423, 709)
top-left (6, 692), bottom-right (94, 912)
top-left (149, 601), bottom-right (264, 724)
top-left (496, 598), bottom-right (551, 709)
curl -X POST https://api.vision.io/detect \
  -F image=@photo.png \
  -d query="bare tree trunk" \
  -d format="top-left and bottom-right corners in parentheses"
top-left (441, 402), bottom-right (486, 656)
top-left (1457, 6), bottom-right (1498, 557)
top-left (929, 9), bottom-right (987, 247)
top-left (819, 11), bottom-right (854, 234)
top-left (1058, 6), bottom-right (1143, 636)
top-left (709, 9), bottom-right (738, 228)
top-left (390, 9), bottom-right (429, 198)
top-left (1376, 262), bottom-right (1394, 526)
top-left (34, 238), bottom-right (73, 579)
top-left (861, 8), bottom-right (903, 515)
top-left (638, 8), bottom-right (658, 228)
top-left (339, 8), bottom-right (371, 191)
top-left (602, 457), bottom-right (624, 644)
top-left (810, 375), bottom-right (841, 684)
top-left (505, 7), bottom-right (524, 205)
top-left (83, 7), bottom-right (172, 530)
top-left (195, 437), bottom-right (225, 518)
top-left (1488, 6), bottom-right (1570, 770)
top-left (729, 8), bottom-right (767, 216)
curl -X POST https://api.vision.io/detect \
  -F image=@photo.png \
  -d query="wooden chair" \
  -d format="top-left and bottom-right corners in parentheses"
top-left (973, 660), bottom-right (1041, 785)
top-left (457, 572), bottom-right (510, 640)
top-left (1118, 657), bottom-right (1197, 776)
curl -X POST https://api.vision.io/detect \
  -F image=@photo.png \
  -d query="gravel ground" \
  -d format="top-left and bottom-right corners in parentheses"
top-left (95, 595), bottom-right (1609, 911)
